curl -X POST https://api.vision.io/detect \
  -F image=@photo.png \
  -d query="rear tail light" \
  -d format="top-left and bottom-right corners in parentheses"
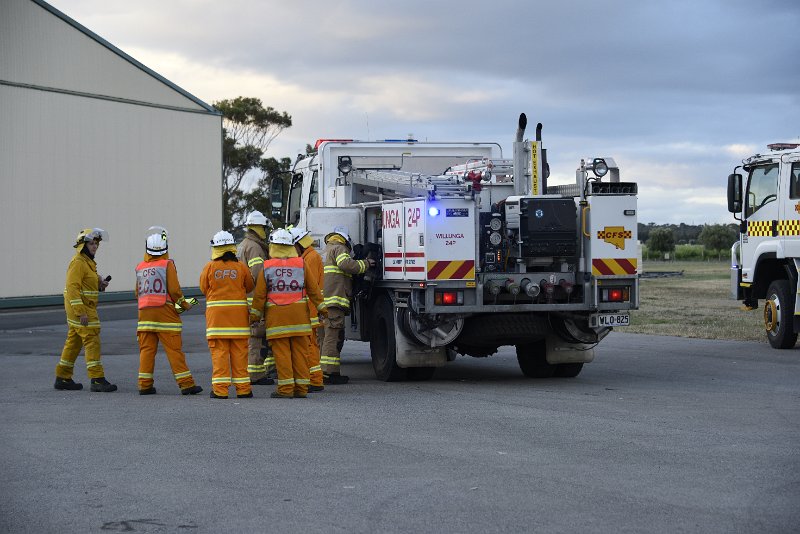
top-left (435, 291), bottom-right (464, 305)
top-left (601, 287), bottom-right (630, 303)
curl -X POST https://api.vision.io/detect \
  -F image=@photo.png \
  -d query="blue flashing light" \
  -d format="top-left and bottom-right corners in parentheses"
top-left (428, 206), bottom-right (440, 217)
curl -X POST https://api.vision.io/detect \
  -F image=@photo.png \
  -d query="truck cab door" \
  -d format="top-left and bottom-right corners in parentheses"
top-left (779, 158), bottom-right (800, 258)
top-left (740, 162), bottom-right (780, 286)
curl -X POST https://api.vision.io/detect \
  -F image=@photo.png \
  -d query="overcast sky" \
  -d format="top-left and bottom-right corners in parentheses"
top-left (50, 0), bottom-right (800, 224)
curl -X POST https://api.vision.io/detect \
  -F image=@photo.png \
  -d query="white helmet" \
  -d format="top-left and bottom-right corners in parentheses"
top-left (210, 230), bottom-right (235, 247)
top-left (289, 226), bottom-right (310, 245)
top-left (145, 229), bottom-right (168, 255)
top-left (74, 228), bottom-right (109, 248)
top-left (269, 228), bottom-right (294, 246)
top-left (325, 226), bottom-right (351, 246)
top-left (245, 210), bottom-right (271, 228)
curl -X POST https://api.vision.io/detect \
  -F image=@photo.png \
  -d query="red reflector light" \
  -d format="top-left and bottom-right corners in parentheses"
top-left (434, 291), bottom-right (463, 306)
top-left (601, 287), bottom-right (630, 303)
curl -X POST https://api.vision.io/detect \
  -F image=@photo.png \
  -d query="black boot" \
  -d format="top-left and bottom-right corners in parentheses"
top-left (323, 373), bottom-right (350, 385)
top-left (237, 392), bottom-right (253, 398)
top-left (181, 385), bottom-right (203, 395)
top-left (270, 392), bottom-right (293, 399)
top-left (307, 385), bottom-right (325, 392)
top-left (139, 386), bottom-right (157, 395)
top-left (210, 391), bottom-right (228, 399)
top-left (250, 376), bottom-right (275, 385)
top-left (90, 377), bottom-right (117, 392)
top-left (54, 378), bottom-right (83, 391)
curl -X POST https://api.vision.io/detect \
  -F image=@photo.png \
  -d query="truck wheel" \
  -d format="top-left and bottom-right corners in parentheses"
top-left (516, 340), bottom-right (556, 378)
top-left (764, 280), bottom-right (798, 349)
top-left (554, 363), bottom-right (584, 378)
top-left (370, 295), bottom-right (408, 381)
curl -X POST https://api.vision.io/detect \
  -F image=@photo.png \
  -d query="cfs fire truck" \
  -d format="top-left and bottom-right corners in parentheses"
top-left (279, 114), bottom-right (639, 380)
top-left (727, 142), bottom-right (800, 348)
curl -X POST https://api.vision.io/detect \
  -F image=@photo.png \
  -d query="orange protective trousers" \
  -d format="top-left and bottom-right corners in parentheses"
top-left (137, 331), bottom-right (196, 390)
top-left (307, 332), bottom-right (323, 387)
top-left (272, 336), bottom-right (310, 397)
top-left (56, 326), bottom-right (104, 379)
top-left (209, 338), bottom-right (250, 397)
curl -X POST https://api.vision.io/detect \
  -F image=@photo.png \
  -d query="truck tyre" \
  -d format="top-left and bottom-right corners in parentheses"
top-left (370, 295), bottom-right (408, 381)
top-left (764, 279), bottom-right (798, 349)
top-left (516, 340), bottom-right (556, 378)
top-left (554, 363), bottom-right (584, 378)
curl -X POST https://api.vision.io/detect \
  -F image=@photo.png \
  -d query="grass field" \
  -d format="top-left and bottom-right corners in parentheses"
top-left (626, 261), bottom-right (766, 342)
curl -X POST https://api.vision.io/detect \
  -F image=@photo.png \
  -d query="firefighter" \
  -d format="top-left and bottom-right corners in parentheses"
top-left (290, 226), bottom-right (325, 392)
top-left (200, 231), bottom-right (255, 399)
top-left (54, 228), bottom-right (117, 392)
top-left (135, 227), bottom-right (202, 396)
top-left (236, 210), bottom-right (275, 385)
top-left (319, 226), bottom-right (374, 384)
top-left (250, 228), bottom-right (326, 399)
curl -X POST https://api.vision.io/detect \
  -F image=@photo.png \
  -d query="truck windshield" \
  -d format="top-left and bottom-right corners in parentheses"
top-left (288, 173), bottom-right (303, 226)
top-left (745, 163), bottom-right (778, 218)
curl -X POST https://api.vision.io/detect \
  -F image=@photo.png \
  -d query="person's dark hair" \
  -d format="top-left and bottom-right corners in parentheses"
top-left (219, 251), bottom-right (237, 262)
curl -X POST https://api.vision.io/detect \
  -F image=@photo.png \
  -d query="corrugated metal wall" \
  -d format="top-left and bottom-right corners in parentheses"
top-left (0, 0), bottom-right (223, 300)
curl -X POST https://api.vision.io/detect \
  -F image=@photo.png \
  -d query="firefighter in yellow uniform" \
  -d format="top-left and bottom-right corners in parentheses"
top-left (200, 231), bottom-right (255, 399)
top-left (54, 228), bottom-right (117, 392)
top-left (250, 228), bottom-right (326, 399)
top-left (135, 227), bottom-right (202, 396)
top-left (290, 226), bottom-right (325, 392)
top-left (319, 226), bottom-right (374, 384)
top-left (236, 210), bottom-right (274, 385)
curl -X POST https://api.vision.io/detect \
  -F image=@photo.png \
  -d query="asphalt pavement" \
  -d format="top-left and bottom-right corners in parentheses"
top-left (0, 304), bottom-right (798, 533)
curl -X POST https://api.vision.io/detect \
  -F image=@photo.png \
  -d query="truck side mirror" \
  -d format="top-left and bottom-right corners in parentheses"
top-left (727, 173), bottom-right (742, 213)
top-left (270, 178), bottom-right (284, 219)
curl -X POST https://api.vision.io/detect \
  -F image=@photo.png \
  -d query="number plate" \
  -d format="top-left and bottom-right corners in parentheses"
top-left (598, 313), bottom-right (630, 327)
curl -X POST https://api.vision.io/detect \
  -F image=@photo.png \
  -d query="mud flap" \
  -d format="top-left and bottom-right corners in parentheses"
top-left (544, 333), bottom-right (595, 364)
top-left (394, 313), bottom-right (447, 368)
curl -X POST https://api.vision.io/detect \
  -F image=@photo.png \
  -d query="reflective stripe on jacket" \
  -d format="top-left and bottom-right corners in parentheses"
top-left (251, 255), bottom-right (325, 340)
top-left (322, 242), bottom-right (365, 311)
top-left (63, 251), bottom-right (100, 329)
top-left (200, 259), bottom-right (254, 339)
top-left (302, 247), bottom-right (324, 328)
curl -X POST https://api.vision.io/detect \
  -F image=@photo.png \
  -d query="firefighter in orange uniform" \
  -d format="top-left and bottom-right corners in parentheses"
top-left (290, 226), bottom-right (325, 392)
top-left (200, 231), bottom-right (255, 399)
top-left (54, 228), bottom-right (117, 392)
top-left (135, 227), bottom-right (202, 396)
top-left (250, 228), bottom-right (326, 399)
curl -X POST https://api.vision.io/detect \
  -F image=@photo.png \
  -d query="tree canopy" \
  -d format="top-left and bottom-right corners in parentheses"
top-left (213, 97), bottom-right (292, 229)
top-left (698, 224), bottom-right (738, 253)
top-left (647, 227), bottom-right (676, 256)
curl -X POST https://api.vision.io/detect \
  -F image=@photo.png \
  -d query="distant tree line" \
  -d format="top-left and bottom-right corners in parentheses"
top-left (640, 222), bottom-right (739, 259)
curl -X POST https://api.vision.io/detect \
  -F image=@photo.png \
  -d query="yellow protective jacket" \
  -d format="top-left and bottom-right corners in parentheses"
top-left (135, 253), bottom-right (190, 333)
top-left (251, 247), bottom-right (325, 340)
top-left (236, 230), bottom-right (269, 306)
top-left (302, 246), bottom-right (324, 329)
top-left (63, 250), bottom-right (101, 329)
top-left (322, 241), bottom-right (367, 311)
top-left (200, 258), bottom-right (255, 338)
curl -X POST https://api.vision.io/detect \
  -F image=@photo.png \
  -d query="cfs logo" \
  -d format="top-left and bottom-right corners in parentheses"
top-left (597, 226), bottom-right (632, 250)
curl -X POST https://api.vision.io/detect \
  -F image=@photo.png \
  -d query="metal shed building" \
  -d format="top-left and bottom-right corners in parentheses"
top-left (0, 0), bottom-right (222, 305)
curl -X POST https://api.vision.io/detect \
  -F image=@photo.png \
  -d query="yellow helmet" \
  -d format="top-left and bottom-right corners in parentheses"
top-left (74, 228), bottom-right (108, 248)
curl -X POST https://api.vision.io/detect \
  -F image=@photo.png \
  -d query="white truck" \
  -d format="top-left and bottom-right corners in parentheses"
top-left (277, 114), bottom-right (639, 380)
top-left (727, 142), bottom-right (800, 348)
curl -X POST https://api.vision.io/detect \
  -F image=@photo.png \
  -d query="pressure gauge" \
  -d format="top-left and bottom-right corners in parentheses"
top-left (489, 217), bottom-right (502, 231)
top-left (489, 232), bottom-right (502, 246)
